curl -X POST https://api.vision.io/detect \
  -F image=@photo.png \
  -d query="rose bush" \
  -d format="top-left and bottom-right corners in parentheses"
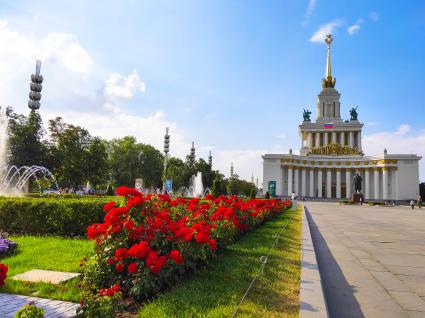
top-left (0, 263), bottom-right (8, 287)
top-left (82, 187), bottom-right (291, 311)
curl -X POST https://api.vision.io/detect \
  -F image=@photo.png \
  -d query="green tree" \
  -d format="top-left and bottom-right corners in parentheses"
top-left (86, 137), bottom-right (109, 188)
top-left (166, 157), bottom-right (186, 190)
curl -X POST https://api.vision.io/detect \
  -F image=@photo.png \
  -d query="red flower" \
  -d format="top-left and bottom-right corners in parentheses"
top-left (209, 239), bottom-right (217, 251)
top-left (169, 250), bottom-right (183, 265)
top-left (195, 231), bottom-right (210, 244)
top-left (0, 263), bottom-right (8, 287)
top-left (107, 258), bottom-right (115, 265)
top-left (115, 263), bottom-right (124, 273)
top-left (98, 284), bottom-right (121, 297)
top-left (103, 201), bottom-right (116, 212)
top-left (114, 248), bottom-right (128, 260)
top-left (128, 241), bottom-right (151, 259)
top-left (127, 262), bottom-right (138, 273)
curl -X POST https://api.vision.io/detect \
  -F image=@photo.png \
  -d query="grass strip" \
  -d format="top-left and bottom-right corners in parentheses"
top-left (139, 204), bottom-right (302, 318)
top-left (0, 236), bottom-right (93, 302)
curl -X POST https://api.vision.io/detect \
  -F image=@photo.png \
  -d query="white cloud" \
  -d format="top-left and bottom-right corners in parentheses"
top-left (369, 11), bottom-right (379, 22)
top-left (303, 0), bottom-right (317, 25)
top-left (276, 133), bottom-right (286, 139)
top-left (104, 69), bottom-right (145, 100)
top-left (309, 20), bottom-right (341, 43)
top-left (347, 18), bottom-right (363, 35)
top-left (204, 113), bottom-right (216, 119)
top-left (363, 124), bottom-right (425, 181)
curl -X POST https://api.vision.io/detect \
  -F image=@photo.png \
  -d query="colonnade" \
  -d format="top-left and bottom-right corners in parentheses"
top-left (286, 166), bottom-right (398, 200)
top-left (304, 131), bottom-right (361, 149)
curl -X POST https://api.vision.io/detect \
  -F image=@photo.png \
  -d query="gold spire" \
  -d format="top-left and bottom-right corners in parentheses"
top-left (322, 34), bottom-right (336, 88)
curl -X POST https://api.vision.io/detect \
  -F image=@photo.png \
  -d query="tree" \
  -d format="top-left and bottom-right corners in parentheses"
top-left (138, 143), bottom-right (163, 188)
top-left (7, 108), bottom-right (48, 168)
top-left (166, 157), bottom-right (186, 190)
top-left (85, 137), bottom-right (109, 188)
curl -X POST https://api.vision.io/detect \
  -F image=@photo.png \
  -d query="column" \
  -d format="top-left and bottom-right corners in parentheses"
top-left (324, 132), bottom-right (329, 145)
top-left (315, 133), bottom-right (321, 147)
top-left (309, 168), bottom-right (314, 197)
top-left (364, 168), bottom-right (370, 199)
top-left (308, 133), bottom-right (313, 148)
top-left (349, 131), bottom-right (354, 147)
top-left (339, 131), bottom-right (345, 146)
top-left (374, 168), bottom-right (380, 199)
top-left (317, 169), bottom-right (323, 198)
top-left (382, 167), bottom-right (389, 200)
top-left (357, 131), bottom-right (362, 150)
top-left (301, 168), bottom-right (306, 196)
top-left (332, 132), bottom-right (337, 144)
top-left (326, 169), bottom-right (332, 198)
top-left (394, 167), bottom-right (399, 201)
top-left (336, 169), bottom-right (341, 199)
top-left (287, 166), bottom-right (293, 196)
top-left (346, 169), bottom-right (351, 199)
top-left (294, 167), bottom-right (299, 195)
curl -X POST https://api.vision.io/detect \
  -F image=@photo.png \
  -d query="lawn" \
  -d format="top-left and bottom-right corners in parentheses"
top-left (0, 236), bottom-right (94, 302)
top-left (139, 204), bottom-right (302, 318)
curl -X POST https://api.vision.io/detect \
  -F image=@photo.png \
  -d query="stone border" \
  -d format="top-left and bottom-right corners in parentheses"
top-left (299, 205), bottom-right (328, 318)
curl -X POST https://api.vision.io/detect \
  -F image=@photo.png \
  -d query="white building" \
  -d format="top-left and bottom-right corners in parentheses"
top-left (262, 34), bottom-right (421, 201)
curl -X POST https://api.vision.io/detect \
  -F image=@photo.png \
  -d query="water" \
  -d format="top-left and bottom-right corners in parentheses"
top-left (191, 172), bottom-right (204, 198)
top-left (0, 111), bottom-right (58, 196)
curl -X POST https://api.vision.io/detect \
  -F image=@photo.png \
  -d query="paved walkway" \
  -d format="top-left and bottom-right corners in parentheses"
top-left (305, 202), bottom-right (425, 318)
top-left (0, 293), bottom-right (79, 317)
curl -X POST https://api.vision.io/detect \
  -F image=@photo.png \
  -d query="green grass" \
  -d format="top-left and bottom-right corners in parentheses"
top-left (0, 236), bottom-right (94, 302)
top-left (139, 205), bottom-right (302, 318)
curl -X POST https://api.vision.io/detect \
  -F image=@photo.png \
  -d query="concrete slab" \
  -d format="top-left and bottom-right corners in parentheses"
top-left (12, 270), bottom-right (80, 284)
top-left (305, 202), bottom-right (425, 317)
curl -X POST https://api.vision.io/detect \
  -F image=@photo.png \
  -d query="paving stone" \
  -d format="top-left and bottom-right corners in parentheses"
top-left (12, 269), bottom-right (80, 284)
top-left (0, 293), bottom-right (79, 318)
top-left (370, 271), bottom-right (411, 292)
top-left (397, 275), bottom-right (425, 296)
top-left (389, 291), bottom-right (425, 312)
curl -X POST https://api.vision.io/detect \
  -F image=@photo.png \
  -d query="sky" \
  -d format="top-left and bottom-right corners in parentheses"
top-left (0, 0), bottom-right (425, 183)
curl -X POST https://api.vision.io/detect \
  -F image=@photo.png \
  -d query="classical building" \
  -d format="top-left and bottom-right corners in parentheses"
top-left (262, 35), bottom-right (421, 201)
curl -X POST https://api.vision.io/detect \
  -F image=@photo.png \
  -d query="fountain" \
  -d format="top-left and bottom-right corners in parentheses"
top-left (191, 172), bottom-right (204, 197)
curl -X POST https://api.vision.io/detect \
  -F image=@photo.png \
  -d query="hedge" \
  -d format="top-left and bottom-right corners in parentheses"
top-left (0, 197), bottom-right (124, 236)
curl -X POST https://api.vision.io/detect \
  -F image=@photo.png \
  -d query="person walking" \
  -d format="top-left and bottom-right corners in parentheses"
top-left (410, 199), bottom-right (415, 210)
top-left (417, 195), bottom-right (422, 208)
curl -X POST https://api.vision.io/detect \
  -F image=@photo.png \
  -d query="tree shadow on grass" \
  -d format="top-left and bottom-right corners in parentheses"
top-left (140, 210), bottom-right (301, 317)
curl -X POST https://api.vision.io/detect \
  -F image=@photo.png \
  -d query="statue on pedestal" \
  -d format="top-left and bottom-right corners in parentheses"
top-left (349, 106), bottom-right (358, 121)
top-left (352, 172), bottom-right (362, 194)
top-left (303, 109), bottom-right (312, 122)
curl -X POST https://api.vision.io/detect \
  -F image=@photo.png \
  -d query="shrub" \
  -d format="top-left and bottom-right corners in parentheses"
top-left (14, 302), bottom-right (44, 318)
top-left (0, 197), bottom-right (125, 236)
top-left (106, 184), bottom-right (115, 196)
top-left (265, 191), bottom-right (270, 199)
top-left (249, 187), bottom-right (256, 199)
top-left (0, 263), bottom-right (8, 287)
top-left (0, 232), bottom-right (18, 257)
top-left (82, 187), bottom-right (291, 315)
top-left (211, 178), bottom-right (222, 197)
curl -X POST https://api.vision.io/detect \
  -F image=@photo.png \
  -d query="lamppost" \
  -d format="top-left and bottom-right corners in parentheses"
top-left (163, 127), bottom-right (170, 192)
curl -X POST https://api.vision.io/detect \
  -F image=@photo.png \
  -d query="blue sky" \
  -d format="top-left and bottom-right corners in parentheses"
top-left (0, 0), bottom-right (425, 182)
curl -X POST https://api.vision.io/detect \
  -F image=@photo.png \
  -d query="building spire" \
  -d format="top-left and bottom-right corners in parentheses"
top-left (322, 34), bottom-right (336, 88)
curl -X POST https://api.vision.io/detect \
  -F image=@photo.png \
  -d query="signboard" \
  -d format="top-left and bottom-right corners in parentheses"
top-left (135, 179), bottom-right (143, 191)
top-left (165, 179), bottom-right (173, 193)
top-left (268, 181), bottom-right (276, 197)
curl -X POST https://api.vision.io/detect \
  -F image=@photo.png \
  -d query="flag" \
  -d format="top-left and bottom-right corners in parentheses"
top-left (324, 123), bottom-right (333, 129)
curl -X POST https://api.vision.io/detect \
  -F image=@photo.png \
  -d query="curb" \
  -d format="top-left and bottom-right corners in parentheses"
top-left (299, 205), bottom-right (328, 318)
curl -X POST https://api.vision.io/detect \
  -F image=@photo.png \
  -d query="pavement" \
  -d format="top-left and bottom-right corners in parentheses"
top-left (0, 293), bottom-right (79, 318)
top-left (305, 202), bottom-right (425, 318)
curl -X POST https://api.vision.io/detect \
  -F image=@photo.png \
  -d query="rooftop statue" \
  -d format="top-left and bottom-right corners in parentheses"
top-left (303, 109), bottom-right (312, 122)
top-left (350, 106), bottom-right (358, 121)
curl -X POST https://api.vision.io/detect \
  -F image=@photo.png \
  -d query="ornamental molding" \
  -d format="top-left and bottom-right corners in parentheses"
top-left (307, 143), bottom-right (363, 156)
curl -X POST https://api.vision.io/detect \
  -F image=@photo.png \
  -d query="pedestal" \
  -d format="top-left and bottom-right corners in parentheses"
top-left (352, 193), bottom-right (364, 204)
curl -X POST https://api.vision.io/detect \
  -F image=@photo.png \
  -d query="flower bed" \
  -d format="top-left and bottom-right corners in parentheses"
top-left (82, 187), bottom-right (291, 314)
top-left (0, 236), bottom-right (18, 257)
top-left (0, 263), bottom-right (7, 287)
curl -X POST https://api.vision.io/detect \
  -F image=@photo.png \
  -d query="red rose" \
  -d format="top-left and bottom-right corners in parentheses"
top-left (195, 231), bottom-right (210, 244)
top-left (127, 262), bottom-right (138, 273)
top-left (114, 248), bottom-right (128, 260)
top-left (169, 250), bottom-right (183, 265)
top-left (115, 263), bottom-right (124, 273)
top-left (209, 239), bottom-right (217, 251)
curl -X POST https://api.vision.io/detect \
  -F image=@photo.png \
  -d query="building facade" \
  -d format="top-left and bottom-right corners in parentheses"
top-left (262, 35), bottom-right (421, 201)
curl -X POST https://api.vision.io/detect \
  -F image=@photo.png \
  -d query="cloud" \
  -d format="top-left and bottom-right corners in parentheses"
top-left (363, 124), bottom-right (425, 181)
top-left (309, 20), bottom-right (341, 43)
top-left (369, 11), bottom-right (379, 22)
top-left (276, 133), bottom-right (286, 139)
top-left (204, 113), bottom-right (216, 119)
top-left (303, 0), bottom-right (317, 25)
top-left (347, 19), bottom-right (363, 35)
